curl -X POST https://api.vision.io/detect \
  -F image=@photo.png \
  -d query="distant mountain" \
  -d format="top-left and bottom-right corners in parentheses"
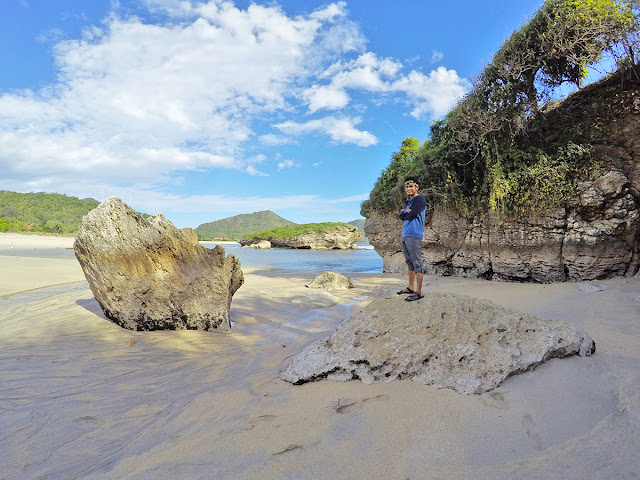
top-left (0, 190), bottom-right (100, 234)
top-left (348, 218), bottom-right (370, 244)
top-left (195, 210), bottom-right (295, 241)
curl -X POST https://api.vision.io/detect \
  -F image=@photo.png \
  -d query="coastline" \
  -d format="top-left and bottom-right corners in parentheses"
top-left (1, 232), bottom-right (639, 479)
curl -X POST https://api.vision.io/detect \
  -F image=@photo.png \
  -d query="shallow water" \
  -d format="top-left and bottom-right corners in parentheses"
top-left (0, 243), bottom-right (383, 273)
top-left (210, 244), bottom-right (382, 273)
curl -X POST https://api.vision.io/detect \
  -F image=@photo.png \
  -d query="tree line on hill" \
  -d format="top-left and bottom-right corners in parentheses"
top-left (0, 191), bottom-right (100, 234)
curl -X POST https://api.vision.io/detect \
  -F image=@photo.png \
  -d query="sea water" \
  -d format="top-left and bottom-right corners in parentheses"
top-left (204, 243), bottom-right (382, 273)
top-left (0, 243), bottom-right (383, 273)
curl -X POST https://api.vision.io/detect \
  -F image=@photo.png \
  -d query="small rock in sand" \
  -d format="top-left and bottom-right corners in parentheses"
top-left (306, 271), bottom-right (354, 290)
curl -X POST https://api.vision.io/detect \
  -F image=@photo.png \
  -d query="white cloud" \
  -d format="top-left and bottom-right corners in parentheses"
top-left (302, 84), bottom-right (350, 113)
top-left (391, 67), bottom-right (470, 118)
top-left (309, 1), bottom-right (347, 21)
top-left (277, 159), bottom-right (297, 169)
top-left (258, 134), bottom-right (294, 146)
top-left (246, 165), bottom-right (269, 176)
top-left (430, 50), bottom-right (444, 63)
top-left (0, 0), bottom-right (471, 205)
top-left (0, 1), bottom-right (365, 188)
top-left (274, 116), bottom-right (377, 147)
top-left (248, 153), bottom-right (267, 164)
top-left (303, 52), bottom-right (466, 118)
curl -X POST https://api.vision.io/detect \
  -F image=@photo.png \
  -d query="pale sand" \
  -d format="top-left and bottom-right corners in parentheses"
top-left (1, 233), bottom-right (639, 479)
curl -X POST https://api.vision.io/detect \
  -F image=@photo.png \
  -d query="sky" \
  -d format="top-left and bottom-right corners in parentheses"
top-left (0, 0), bottom-right (545, 228)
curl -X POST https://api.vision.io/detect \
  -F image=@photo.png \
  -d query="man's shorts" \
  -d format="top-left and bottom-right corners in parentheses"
top-left (402, 236), bottom-right (424, 273)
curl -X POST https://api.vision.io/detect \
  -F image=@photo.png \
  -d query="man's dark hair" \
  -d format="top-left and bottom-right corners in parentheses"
top-left (404, 176), bottom-right (419, 185)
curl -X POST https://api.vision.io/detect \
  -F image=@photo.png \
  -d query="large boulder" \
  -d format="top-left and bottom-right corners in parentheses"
top-left (74, 197), bottom-right (243, 332)
top-left (280, 292), bottom-right (595, 394)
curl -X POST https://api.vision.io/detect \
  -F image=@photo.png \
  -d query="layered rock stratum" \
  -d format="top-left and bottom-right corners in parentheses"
top-left (74, 197), bottom-right (243, 332)
top-left (280, 292), bottom-right (595, 394)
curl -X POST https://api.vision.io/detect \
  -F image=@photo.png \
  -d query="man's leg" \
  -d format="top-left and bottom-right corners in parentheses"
top-left (415, 272), bottom-right (423, 295)
top-left (406, 237), bottom-right (424, 299)
top-left (408, 270), bottom-right (415, 291)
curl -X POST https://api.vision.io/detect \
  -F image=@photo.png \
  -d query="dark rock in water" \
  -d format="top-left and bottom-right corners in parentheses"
top-left (74, 197), bottom-right (243, 332)
top-left (280, 292), bottom-right (595, 394)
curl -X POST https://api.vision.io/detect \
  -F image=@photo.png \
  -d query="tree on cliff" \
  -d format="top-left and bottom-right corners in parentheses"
top-left (362, 0), bottom-right (640, 218)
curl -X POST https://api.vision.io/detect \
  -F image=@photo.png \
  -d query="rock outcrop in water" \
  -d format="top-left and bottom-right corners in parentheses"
top-left (280, 292), bottom-right (595, 394)
top-left (74, 197), bottom-right (243, 332)
top-left (242, 224), bottom-right (361, 250)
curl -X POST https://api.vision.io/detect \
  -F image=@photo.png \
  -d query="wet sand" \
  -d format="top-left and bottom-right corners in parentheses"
top-left (1, 232), bottom-right (639, 479)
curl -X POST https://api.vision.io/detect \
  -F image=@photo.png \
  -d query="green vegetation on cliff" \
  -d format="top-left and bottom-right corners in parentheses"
top-left (195, 210), bottom-right (295, 241)
top-left (242, 222), bottom-right (353, 241)
top-left (363, 0), bottom-right (639, 218)
top-left (0, 191), bottom-right (100, 234)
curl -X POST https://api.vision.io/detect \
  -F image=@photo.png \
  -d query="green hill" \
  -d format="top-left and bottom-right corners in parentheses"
top-left (0, 191), bottom-right (100, 234)
top-left (195, 210), bottom-right (295, 241)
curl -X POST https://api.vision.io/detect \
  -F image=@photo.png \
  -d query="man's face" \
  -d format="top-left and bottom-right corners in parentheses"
top-left (404, 183), bottom-right (418, 196)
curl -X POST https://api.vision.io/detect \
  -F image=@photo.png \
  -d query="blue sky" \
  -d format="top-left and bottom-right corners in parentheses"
top-left (0, 0), bottom-right (545, 228)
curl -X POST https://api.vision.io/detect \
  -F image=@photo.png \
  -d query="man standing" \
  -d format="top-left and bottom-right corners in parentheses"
top-left (396, 177), bottom-right (426, 301)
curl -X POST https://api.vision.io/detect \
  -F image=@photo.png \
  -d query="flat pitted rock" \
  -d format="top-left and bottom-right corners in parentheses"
top-left (280, 292), bottom-right (595, 394)
top-left (74, 197), bottom-right (243, 332)
top-left (306, 272), bottom-right (354, 290)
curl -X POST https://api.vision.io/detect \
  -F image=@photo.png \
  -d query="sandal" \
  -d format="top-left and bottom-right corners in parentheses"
top-left (396, 287), bottom-right (414, 295)
top-left (405, 293), bottom-right (424, 302)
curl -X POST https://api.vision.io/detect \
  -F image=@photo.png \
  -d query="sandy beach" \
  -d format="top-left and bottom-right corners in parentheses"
top-left (1, 232), bottom-right (639, 480)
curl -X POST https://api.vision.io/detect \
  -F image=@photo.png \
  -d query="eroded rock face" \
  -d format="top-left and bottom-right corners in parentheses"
top-left (280, 293), bottom-right (595, 394)
top-left (306, 271), bottom-right (354, 290)
top-left (74, 197), bottom-right (243, 332)
top-left (365, 170), bottom-right (640, 281)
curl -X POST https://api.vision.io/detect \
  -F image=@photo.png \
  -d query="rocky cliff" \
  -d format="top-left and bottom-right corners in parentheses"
top-left (365, 73), bottom-right (640, 282)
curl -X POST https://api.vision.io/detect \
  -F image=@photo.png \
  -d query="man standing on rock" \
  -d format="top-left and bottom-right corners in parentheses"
top-left (396, 177), bottom-right (426, 301)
